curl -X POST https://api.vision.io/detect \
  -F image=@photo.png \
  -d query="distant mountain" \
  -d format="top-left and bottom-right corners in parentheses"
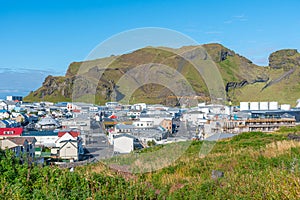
top-left (24, 44), bottom-right (300, 106)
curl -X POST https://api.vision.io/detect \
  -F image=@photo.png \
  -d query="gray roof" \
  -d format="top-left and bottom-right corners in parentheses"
top-left (114, 133), bottom-right (137, 139)
top-left (7, 137), bottom-right (36, 145)
top-left (130, 128), bottom-right (166, 140)
top-left (3, 100), bottom-right (18, 105)
top-left (116, 124), bottom-right (136, 129)
top-left (37, 117), bottom-right (60, 126)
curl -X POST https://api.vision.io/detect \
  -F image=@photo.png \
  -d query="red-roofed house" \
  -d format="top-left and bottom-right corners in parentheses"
top-left (56, 131), bottom-right (79, 145)
top-left (52, 130), bottom-right (83, 160)
top-left (58, 130), bottom-right (80, 138)
top-left (109, 114), bottom-right (117, 119)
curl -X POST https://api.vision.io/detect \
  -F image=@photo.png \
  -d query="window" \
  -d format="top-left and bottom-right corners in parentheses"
top-left (4, 131), bottom-right (14, 135)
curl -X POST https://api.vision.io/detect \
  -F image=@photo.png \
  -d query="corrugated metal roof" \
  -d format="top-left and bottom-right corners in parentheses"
top-left (22, 130), bottom-right (58, 136)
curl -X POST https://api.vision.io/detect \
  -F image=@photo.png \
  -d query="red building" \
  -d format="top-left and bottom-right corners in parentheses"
top-left (0, 127), bottom-right (23, 137)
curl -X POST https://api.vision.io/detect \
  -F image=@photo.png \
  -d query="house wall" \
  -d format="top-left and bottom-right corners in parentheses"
top-left (27, 142), bottom-right (35, 159)
top-left (59, 142), bottom-right (78, 160)
top-left (113, 137), bottom-right (133, 153)
top-left (56, 133), bottom-right (75, 147)
top-left (182, 113), bottom-right (200, 124)
top-left (140, 117), bottom-right (166, 126)
top-left (133, 121), bottom-right (153, 128)
top-left (115, 128), bottom-right (132, 133)
top-left (127, 111), bottom-right (141, 116)
top-left (160, 119), bottom-right (173, 133)
top-left (34, 136), bottom-right (58, 147)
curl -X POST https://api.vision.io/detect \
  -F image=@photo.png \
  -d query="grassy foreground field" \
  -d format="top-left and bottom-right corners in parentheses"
top-left (1, 127), bottom-right (300, 199)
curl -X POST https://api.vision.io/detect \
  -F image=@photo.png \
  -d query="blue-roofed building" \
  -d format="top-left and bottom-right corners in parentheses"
top-left (0, 110), bottom-right (10, 119)
top-left (22, 130), bottom-right (58, 147)
top-left (0, 119), bottom-right (19, 128)
top-left (55, 102), bottom-right (68, 107)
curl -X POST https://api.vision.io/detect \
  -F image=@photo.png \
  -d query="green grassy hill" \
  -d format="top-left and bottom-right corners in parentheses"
top-left (1, 128), bottom-right (300, 199)
top-left (24, 44), bottom-right (300, 106)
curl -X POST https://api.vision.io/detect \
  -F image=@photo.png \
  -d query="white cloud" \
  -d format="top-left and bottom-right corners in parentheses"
top-left (224, 14), bottom-right (248, 24)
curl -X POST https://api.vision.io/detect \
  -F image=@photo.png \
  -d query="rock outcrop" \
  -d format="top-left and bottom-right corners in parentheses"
top-left (269, 49), bottom-right (300, 70)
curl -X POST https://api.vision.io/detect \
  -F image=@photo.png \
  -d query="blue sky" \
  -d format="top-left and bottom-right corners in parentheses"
top-left (0, 0), bottom-right (300, 98)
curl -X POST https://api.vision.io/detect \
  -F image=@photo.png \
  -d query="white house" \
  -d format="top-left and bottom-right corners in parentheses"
top-left (105, 102), bottom-right (119, 108)
top-left (126, 110), bottom-right (141, 119)
top-left (55, 132), bottom-right (78, 146)
top-left (182, 110), bottom-right (206, 125)
top-left (0, 110), bottom-right (10, 119)
top-left (132, 120), bottom-right (154, 128)
top-left (0, 100), bottom-right (19, 111)
top-left (89, 106), bottom-right (98, 112)
top-left (113, 133), bottom-right (139, 154)
top-left (140, 113), bottom-right (173, 124)
top-left (58, 139), bottom-right (79, 160)
top-left (6, 96), bottom-right (23, 102)
top-left (132, 103), bottom-right (147, 111)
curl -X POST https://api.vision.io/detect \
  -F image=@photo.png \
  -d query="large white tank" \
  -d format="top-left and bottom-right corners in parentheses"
top-left (259, 102), bottom-right (269, 110)
top-left (280, 104), bottom-right (291, 111)
top-left (296, 99), bottom-right (300, 108)
top-left (250, 102), bottom-right (259, 110)
top-left (240, 102), bottom-right (249, 111)
top-left (269, 102), bottom-right (278, 110)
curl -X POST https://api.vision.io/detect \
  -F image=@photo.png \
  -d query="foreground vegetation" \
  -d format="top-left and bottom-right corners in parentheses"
top-left (1, 127), bottom-right (300, 199)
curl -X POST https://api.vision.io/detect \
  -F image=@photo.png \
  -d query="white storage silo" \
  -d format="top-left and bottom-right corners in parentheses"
top-left (240, 102), bottom-right (249, 111)
top-left (296, 99), bottom-right (300, 108)
top-left (280, 104), bottom-right (291, 111)
top-left (250, 102), bottom-right (259, 110)
top-left (269, 102), bottom-right (278, 110)
top-left (259, 102), bottom-right (269, 110)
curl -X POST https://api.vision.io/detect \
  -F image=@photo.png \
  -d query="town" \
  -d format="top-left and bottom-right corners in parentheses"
top-left (0, 95), bottom-right (299, 166)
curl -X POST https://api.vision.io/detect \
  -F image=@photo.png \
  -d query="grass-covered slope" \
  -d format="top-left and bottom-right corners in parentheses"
top-left (1, 128), bottom-right (300, 199)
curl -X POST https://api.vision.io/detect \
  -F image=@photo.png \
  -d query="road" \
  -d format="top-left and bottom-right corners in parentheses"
top-left (84, 119), bottom-right (113, 161)
top-left (172, 120), bottom-right (196, 139)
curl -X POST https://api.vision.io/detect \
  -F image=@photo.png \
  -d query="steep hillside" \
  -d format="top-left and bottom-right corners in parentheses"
top-left (24, 44), bottom-right (300, 106)
top-left (230, 49), bottom-right (300, 105)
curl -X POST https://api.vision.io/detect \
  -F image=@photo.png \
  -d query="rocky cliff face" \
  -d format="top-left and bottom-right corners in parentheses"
top-left (202, 43), bottom-right (235, 62)
top-left (269, 49), bottom-right (300, 70)
top-left (42, 76), bottom-right (73, 96)
top-left (24, 44), bottom-right (300, 105)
